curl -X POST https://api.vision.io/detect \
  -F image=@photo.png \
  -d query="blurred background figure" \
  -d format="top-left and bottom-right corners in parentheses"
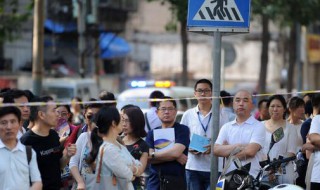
top-left (305, 100), bottom-right (313, 119)
top-left (220, 90), bottom-right (236, 122)
top-left (144, 90), bottom-right (164, 133)
top-left (303, 93), bottom-right (313, 104)
top-left (71, 97), bottom-right (84, 127)
top-left (256, 99), bottom-right (270, 121)
top-left (287, 96), bottom-right (305, 152)
top-left (99, 90), bottom-right (117, 107)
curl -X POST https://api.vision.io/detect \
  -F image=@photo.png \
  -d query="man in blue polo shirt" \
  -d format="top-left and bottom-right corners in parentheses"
top-left (146, 96), bottom-right (190, 190)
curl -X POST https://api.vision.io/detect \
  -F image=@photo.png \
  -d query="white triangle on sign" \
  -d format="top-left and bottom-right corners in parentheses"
top-left (193, 0), bottom-right (244, 22)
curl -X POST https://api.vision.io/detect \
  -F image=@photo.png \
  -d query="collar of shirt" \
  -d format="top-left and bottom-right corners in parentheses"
top-left (195, 105), bottom-right (212, 117)
top-left (0, 138), bottom-right (25, 152)
top-left (231, 115), bottom-right (255, 126)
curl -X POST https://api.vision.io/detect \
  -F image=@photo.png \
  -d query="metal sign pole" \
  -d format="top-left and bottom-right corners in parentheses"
top-left (210, 31), bottom-right (222, 189)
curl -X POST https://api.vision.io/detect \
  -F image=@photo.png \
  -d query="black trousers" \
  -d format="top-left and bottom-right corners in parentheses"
top-left (311, 182), bottom-right (320, 190)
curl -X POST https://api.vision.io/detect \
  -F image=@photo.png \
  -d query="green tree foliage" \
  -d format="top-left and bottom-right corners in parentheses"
top-left (0, 0), bottom-right (33, 43)
top-left (252, 0), bottom-right (320, 94)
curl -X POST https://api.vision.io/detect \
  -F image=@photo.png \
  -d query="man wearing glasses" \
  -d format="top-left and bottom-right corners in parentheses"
top-left (180, 79), bottom-right (214, 190)
top-left (146, 96), bottom-right (190, 190)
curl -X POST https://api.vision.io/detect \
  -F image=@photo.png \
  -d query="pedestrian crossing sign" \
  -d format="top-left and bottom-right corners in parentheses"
top-left (187, 0), bottom-right (251, 34)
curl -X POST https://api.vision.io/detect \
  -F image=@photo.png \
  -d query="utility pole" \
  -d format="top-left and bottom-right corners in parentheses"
top-left (32, 0), bottom-right (45, 95)
top-left (77, 0), bottom-right (86, 78)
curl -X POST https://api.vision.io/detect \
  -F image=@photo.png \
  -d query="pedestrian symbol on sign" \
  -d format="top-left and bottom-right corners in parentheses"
top-left (193, 0), bottom-right (244, 22)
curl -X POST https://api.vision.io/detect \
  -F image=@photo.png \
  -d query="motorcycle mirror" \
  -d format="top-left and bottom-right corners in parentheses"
top-left (272, 127), bottom-right (284, 143)
top-left (267, 127), bottom-right (284, 160)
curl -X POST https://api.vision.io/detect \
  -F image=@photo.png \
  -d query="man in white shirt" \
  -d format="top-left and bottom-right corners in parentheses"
top-left (0, 106), bottom-right (42, 190)
top-left (214, 90), bottom-right (265, 178)
top-left (3, 89), bottom-right (31, 138)
top-left (308, 93), bottom-right (320, 189)
top-left (180, 79), bottom-right (214, 190)
top-left (145, 90), bottom-right (164, 133)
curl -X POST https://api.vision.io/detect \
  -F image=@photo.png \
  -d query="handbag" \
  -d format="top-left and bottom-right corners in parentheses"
top-left (84, 144), bottom-right (133, 190)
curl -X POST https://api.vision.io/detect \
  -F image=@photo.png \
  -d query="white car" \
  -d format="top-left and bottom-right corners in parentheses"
top-left (117, 82), bottom-right (197, 122)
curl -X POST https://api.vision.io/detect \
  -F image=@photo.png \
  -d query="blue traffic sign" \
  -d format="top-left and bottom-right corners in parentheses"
top-left (187, 0), bottom-right (251, 33)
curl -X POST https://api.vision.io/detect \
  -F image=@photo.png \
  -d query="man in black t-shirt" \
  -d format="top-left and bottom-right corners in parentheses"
top-left (21, 97), bottom-right (76, 190)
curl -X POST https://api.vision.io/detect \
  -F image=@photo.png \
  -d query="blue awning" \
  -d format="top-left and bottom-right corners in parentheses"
top-left (45, 19), bottom-right (77, 33)
top-left (100, 33), bottom-right (131, 59)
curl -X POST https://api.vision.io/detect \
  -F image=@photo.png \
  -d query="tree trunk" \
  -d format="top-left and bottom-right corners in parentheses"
top-left (180, 19), bottom-right (189, 86)
top-left (258, 14), bottom-right (270, 97)
top-left (287, 24), bottom-right (297, 98)
top-left (0, 43), bottom-right (3, 58)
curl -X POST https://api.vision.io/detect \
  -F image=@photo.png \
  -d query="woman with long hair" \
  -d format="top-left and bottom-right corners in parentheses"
top-left (122, 107), bottom-right (149, 189)
top-left (69, 101), bottom-right (102, 190)
top-left (86, 107), bottom-right (141, 190)
top-left (262, 94), bottom-right (298, 184)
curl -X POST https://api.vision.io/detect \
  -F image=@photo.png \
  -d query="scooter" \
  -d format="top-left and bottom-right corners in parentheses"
top-left (216, 127), bottom-right (303, 190)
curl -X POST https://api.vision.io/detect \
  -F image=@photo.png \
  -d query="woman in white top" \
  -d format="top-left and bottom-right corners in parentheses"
top-left (86, 106), bottom-right (141, 190)
top-left (287, 96), bottom-right (305, 151)
top-left (306, 93), bottom-right (320, 190)
top-left (69, 103), bottom-right (102, 190)
top-left (262, 94), bottom-right (298, 184)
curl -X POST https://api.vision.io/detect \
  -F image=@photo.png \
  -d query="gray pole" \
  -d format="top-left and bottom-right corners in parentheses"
top-left (77, 0), bottom-right (86, 78)
top-left (210, 31), bottom-right (222, 189)
top-left (296, 23), bottom-right (302, 94)
top-left (32, 0), bottom-right (44, 96)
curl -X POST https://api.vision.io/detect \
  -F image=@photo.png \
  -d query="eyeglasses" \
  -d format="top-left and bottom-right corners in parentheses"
top-left (158, 107), bottom-right (176, 112)
top-left (57, 111), bottom-right (68, 117)
top-left (122, 119), bottom-right (130, 124)
top-left (195, 89), bottom-right (212, 94)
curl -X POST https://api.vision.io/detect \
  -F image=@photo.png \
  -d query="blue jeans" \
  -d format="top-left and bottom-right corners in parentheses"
top-left (186, 169), bottom-right (210, 190)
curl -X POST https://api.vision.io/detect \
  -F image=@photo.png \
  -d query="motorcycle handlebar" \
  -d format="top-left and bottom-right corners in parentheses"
top-left (265, 156), bottom-right (296, 169)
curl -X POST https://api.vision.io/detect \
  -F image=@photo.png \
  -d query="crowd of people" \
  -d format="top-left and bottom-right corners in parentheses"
top-left (0, 79), bottom-right (319, 190)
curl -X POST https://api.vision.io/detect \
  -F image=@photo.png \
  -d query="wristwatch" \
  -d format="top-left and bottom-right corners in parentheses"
top-left (151, 151), bottom-right (155, 159)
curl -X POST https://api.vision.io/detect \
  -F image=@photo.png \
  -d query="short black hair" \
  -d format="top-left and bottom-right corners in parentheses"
top-left (123, 107), bottom-right (147, 138)
top-left (149, 90), bottom-right (165, 107)
top-left (99, 90), bottom-right (116, 107)
top-left (220, 90), bottom-right (232, 106)
top-left (194, 79), bottom-right (212, 91)
top-left (303, 93), bottom-right (313, 99)
top-left (29, 96), bottom-right (52, 122)
top-left (312, 93), bottom-right (320, 112)
top-left (288, 96), bottom-right (305, 111)
top-left (305, 100), bottom-right (313, 117)
top-left (23, 90), bottom-right (35, 101)
top-left (258, 99), bottom-right (268, 109)
top-left (0, 106), bottom-right (21, 122)
top-left (84, 98), bottom-right (103, 112)
top-left (156, 96), bottom-right (177, 109)
top-left (2, 89), bottom-right (28, 103)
